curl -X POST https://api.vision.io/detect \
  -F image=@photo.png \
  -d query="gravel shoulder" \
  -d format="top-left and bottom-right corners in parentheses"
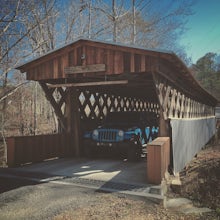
top-left (0, 177), bottom-right (218, 220)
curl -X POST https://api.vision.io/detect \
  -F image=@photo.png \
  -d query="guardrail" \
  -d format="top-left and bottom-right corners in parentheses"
top-left (7, 133), bottom-right (73, 167)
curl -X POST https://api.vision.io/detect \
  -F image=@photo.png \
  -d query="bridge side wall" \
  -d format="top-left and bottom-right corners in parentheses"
top-left (170, 116), bottom-right (216, 173)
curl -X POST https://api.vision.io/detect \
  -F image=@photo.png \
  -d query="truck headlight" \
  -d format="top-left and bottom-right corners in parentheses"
top-left (118, 130), bottom-right (124, 137)
top-left (92, 129), bottom-right (99, 137)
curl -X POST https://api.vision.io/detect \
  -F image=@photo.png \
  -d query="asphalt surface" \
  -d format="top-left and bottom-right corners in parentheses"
top-left (0, 158), bottom-right (161, 220)
top-left (0, 156), bottom-right (214, 219)
top-left (6, 157), bottom-right (148, 185)
top-left (0, 178), bottom-right (103, 220)
top-left (0, 157), bottom-right (164, 203)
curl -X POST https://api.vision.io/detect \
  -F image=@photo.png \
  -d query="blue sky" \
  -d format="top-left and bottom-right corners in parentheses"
top-left (180, 0), bottom-right (220, 63)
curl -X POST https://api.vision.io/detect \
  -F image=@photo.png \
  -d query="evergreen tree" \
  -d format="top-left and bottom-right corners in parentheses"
top-left (194, 53), bottom-right (220, 101)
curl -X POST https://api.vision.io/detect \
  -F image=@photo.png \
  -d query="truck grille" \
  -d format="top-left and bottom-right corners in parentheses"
top-left (98, 129), bottom-right (118, 142)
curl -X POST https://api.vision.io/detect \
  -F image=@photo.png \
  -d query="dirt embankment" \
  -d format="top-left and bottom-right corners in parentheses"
top-left (173, 143), bottom-right (220, 213)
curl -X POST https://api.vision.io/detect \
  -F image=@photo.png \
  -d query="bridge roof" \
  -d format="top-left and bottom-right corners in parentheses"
top-left (17, 38), bottom-right (218, 106)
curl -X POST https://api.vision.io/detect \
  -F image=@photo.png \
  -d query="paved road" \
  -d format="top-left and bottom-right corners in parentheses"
top-left (7, 158), bottom-right (148, 185)
top-left (0, 178), bottom-right (103, 220)
top-left (0, 158), bottom-right (168, 220)
top-left (0, 158), bottom-right (157, 220)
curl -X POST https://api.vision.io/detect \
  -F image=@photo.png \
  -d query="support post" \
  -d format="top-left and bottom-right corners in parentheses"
top-left (70, 88), bottom-right (81, 157)
top-left (159, 108), bottom-right (169, 137)
top-left (65, 88), bottom-right (81, 156)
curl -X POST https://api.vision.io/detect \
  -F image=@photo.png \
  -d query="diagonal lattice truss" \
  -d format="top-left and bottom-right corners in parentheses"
top-left (153, 72), bottom-right (215, 120)
top-left (40, 82), bottom-right (67, 129)
top-left (40, 82), bottom-right (160, 131)
top-left (79, 90), bottom-right (160, 120)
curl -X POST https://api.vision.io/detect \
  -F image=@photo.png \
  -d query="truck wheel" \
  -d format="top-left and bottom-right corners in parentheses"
top-left (84, 145), bottom-right (94, 158)
top-left (127, 146), bottom-right (141, 162)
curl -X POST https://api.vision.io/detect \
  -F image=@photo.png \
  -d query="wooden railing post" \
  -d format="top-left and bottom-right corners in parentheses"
top-left (6, 137), bottom-right (15, 167)
top-left (65, 88), bottom-right (81, 157)
top-left (72, 88), bottom-right (81, 157)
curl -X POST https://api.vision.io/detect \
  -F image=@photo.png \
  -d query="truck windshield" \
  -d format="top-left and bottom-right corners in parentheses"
top-left (104, 112), bottom-right (142, 126)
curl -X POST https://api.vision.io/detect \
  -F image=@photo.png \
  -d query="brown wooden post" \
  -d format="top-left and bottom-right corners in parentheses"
top-left (6, 137), bottom-right (15, 167)
top-left (159, 108), bottom-right (169, 137)
top-left (72, 88), bottom-right (81, 157)
top-left (65, 87), bottom-right (81, 157)
top-left (65, 88), bottom-right (74, 156)
top-left (147, 137), bottom-right (170, 184)
top-left (65, 88), bottom-right (73, 133)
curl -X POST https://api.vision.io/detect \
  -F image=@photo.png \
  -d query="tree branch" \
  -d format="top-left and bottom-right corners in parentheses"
top-left (0, 82), bottom-right (29, 103)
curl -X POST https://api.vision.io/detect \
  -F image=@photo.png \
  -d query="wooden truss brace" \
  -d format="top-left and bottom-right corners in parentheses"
top-left (153, 71), bottom-right (214, 119)
top-left (78, 89), bottom-right (160, 121)
top-left (40, 82), bottom-right (67, 131)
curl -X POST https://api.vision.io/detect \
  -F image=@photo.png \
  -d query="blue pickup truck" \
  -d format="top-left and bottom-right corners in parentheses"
top-left (83, 111), bottom-right (159, 161)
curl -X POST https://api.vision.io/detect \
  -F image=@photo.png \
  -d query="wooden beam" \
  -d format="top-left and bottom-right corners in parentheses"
top-left (64, 64), bottom-right (106, 74)
top-left (47, 80), bottom-right (128, 88)
top-left (72, 88), bottom-right (81, 157)
top-left (40, 82), bottom-right (66, 131)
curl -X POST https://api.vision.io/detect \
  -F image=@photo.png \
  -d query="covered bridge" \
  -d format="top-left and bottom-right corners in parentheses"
top-left (13, 38), bottom-right (217, 173)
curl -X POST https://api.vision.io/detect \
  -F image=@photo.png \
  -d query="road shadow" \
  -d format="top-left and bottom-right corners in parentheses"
top-left (0, 156), bottom-right (151, 194)
top-left (0, 177), bottom-right (38, 193)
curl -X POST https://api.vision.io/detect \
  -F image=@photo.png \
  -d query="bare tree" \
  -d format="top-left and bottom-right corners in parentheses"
top-left (94, 0), bottom-right (129, 42)
top-left (0, 0), bottom-right (59, 164)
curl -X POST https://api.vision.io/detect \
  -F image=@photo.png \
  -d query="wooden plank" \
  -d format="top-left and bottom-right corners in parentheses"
top-left (64, 64), bottom-right (106, 74)
top-left (163, 85), bottom-right (171, 116)
top-left (168, 89), bottom-right (176, 118)
top-left (96, 48), bottom-right (105, 64)
top-left (134, 54), bottom-right (141, 72)
top-left (61, 53), bottom-right (69, 77)
top-left (68, 50), bottom-right (74, 66)
top-left (6, 134), bottom-right (73, 167)
top-left (82, 45), bottom-right (86, 66)
top-left (6, 138), bottom-right (15, 167)
top-left (86, 46), bottom-right (95, 65)
top-left (106, 50), bottom-right (114, 74)
top-left (175, 92), bottom-right (181, 118)
top-left (180, 94), bottom-right (185, 118)
top-left (130, 53), bottom-right (135, 73)
top-left (141, 55), bottom-right (146, 72)
top-left (53, 58), bottom-right (59, 78)
top-left (123, 52), bottom-right (131, 73)
top-left (47, 80), bottom-right (128, 88)
top-left (114, 51), bottom-right (123, 74)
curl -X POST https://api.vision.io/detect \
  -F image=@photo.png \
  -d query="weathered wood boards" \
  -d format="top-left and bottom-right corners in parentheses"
top-left (64, 64), bottom-right (106, 74)
top-left (7, 134), bottom-right (72, 167)
top-left (47, 80), bottom-right (128, 88)
top-left (17, 40), bottom-right (157, 80)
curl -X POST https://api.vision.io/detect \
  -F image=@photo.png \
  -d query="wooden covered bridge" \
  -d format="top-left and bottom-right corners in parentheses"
top-left (8, 38), bottom-right (218, 173)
